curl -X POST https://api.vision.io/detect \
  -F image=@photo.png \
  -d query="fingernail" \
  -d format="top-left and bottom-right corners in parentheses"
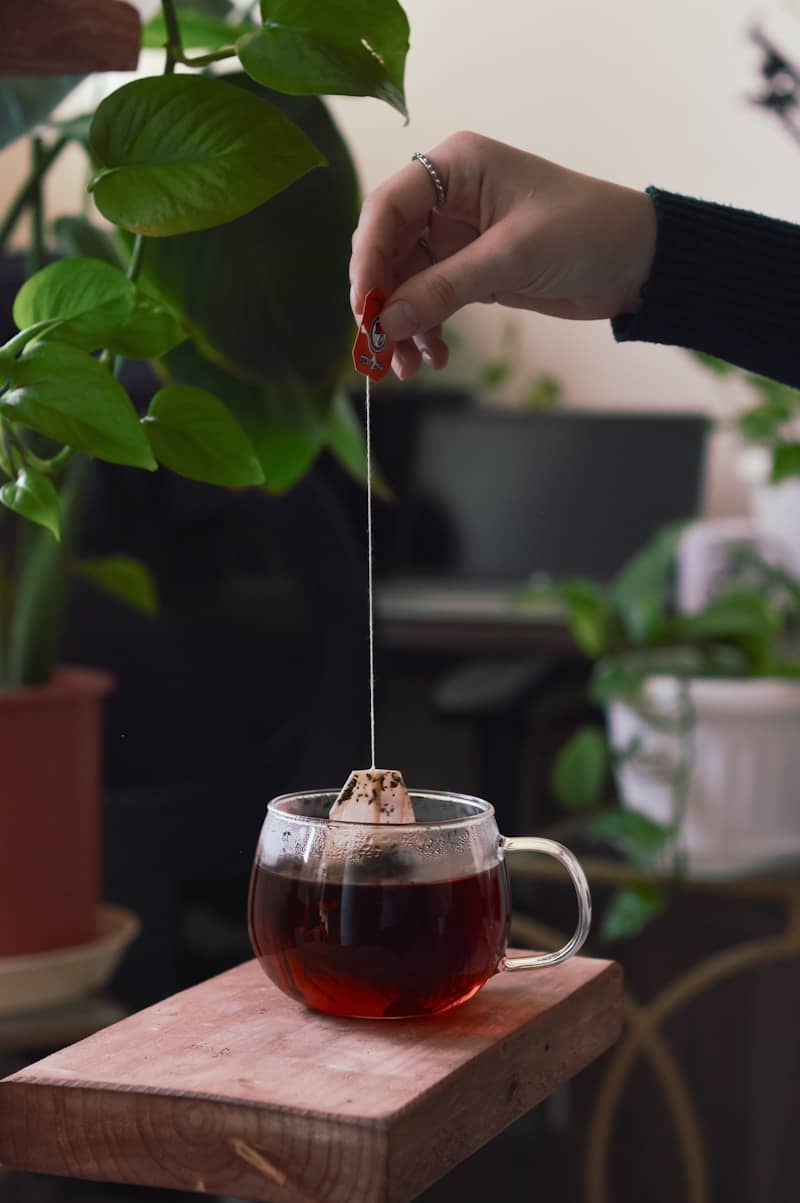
top-left (421, 349), bottom-right (434, 366)
top-left (380, 300), bottom-right (419, 341)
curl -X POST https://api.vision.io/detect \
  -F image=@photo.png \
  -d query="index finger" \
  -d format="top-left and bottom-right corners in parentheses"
top-left (349, 155), bottom-right (450, 317)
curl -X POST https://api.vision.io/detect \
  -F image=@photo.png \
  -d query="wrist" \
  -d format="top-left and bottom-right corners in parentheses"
top-left (618, 190), bottom-right (657, 315)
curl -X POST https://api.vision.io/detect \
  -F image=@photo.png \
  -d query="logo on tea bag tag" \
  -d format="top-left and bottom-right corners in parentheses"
top-left (353, 288), bottom-right (394, 381)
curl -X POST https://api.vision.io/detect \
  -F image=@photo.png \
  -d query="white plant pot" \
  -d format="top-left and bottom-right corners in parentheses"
top-left (738, 445), bottom-right (800, 578)
top-left (751, 479), bottom-right (800, 577)
top-left (608, 676), bottom-right (800, 878)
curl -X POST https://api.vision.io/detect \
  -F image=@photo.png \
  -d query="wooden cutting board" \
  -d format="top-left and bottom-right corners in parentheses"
top-left (0, 956), bottom-right (622, 1203)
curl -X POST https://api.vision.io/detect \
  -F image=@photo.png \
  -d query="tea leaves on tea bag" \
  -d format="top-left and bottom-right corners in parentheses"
top-left (329, 769), bottom-right (415, 823)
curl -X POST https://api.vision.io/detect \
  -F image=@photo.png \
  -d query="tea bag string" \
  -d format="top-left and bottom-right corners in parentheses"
top-left (365, 375), bottom-right (376, 770)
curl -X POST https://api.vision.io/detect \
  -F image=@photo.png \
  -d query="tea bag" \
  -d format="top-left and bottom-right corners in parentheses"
top-left (329, 769), bottom-right (415, 823)
top-left (337, 298), bottom-right (408, 827)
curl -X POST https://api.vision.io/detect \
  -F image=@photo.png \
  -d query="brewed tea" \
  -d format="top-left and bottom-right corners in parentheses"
top-left (248, 860), bottom-right (511, 1018)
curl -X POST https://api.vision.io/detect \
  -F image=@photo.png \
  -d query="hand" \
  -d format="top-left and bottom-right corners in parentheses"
top-left (349, 132), bottom-right (657, 379)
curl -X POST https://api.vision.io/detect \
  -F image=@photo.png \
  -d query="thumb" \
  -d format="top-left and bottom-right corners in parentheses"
top-left (379, 228), bottom-right (509, 341)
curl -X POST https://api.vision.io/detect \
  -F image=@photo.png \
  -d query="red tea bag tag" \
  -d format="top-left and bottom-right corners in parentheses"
top-left (353, 288), bottom-right (394, 382)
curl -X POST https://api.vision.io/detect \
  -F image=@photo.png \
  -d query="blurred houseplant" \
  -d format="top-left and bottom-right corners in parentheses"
top-left (694, 351), bottom-right (800, 575)
top-left (443, 317), bottom-right (563, 411)
top-left (0, 0), bottom-right (410, 956)
top-left (517, 522), bottom-right (800, 940)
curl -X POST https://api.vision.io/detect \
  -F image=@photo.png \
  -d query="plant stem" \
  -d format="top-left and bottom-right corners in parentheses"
top-left (126, 233), bottom-right (144, 282)
top-left (6, 458), bottom-right (89, 687)
top-left (2, 426), bottom-right (75, 478)
top-left (4, 425), bottom-right (29, 474)
top-left (180, 47), bottom-right (238, 67)
top-left (670, 679), bottom-right (694, 877)
top-left (26, 137), bottom-right (46, 277)
top-left (0, 319), bottom-right (63, 360)
top-left (158, 0), bottom-right (237, 71)
top-left (161, 0), bottom-right (182, 74)
top-left (44, 446), bottom-right (75, 473)
top-left (108, 234), bottom-right (147, 378)
top-left (0, 136), bottom-right (68, 261)
top-left (0, 423), bottom-right (16, 477)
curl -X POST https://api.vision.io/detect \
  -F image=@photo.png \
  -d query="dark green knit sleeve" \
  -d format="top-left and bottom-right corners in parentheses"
top-left (612, 187), bottom-right (800, 387)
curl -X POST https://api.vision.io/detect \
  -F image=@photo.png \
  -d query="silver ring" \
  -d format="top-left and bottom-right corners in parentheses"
top-left (417, 236), bottom-right (437, 265)
top-left (412, 151), bottom-right (446, 207)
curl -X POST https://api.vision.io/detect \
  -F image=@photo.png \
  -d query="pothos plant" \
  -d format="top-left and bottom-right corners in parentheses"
top-left (515, 522), bottom-right (800, 941)
top-left (693, 351), bottom-right (800, 482)
top-left (0, 0), bottom-right (410, 688)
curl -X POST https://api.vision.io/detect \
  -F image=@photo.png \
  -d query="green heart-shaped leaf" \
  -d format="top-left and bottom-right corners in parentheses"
top-left (13, 258), bottom-right (135, 350)
top-left (558, 579), bottom-right (613, 658)
top-left (551, 725), bottom-right (608, 811)
top-left (601, 883), bottom-right (668, 943)
top-left (772, 441), bottom-right (800, 483)
top-left (104, 291), bottom-right (186, 360)
top-left (0, 468), bottom-right (60, 539)
top-left (74, 554), bottom-right (158, 615)
top-left (239, 0), bottom-right (409, 117)
top-left (158, 341), bottom-right (325, 492)
top-left (142, 7), bottom-right (253, 49)
top-left (675, 587), bottom-right (780, 642)
top-left (245, 384), bottom-right (326, 492)
top-left (587, 810), bottom-right (674, 866)
top-left (0, 344), bottom-right (156, 469)
top-left (326, 390), bottom-right (391, 499)
top-left (610, 521), bottom-right (686, 645)
top-left (138, 81), bottom-right (358, 391)
top-left (143, 384), bottom-right (265, 485)
top-left (88, 74), bottom-right (325, 236)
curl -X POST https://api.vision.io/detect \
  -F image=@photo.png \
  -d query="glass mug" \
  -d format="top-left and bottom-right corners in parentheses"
top-left (248, 790), bottom-right (592, 1019)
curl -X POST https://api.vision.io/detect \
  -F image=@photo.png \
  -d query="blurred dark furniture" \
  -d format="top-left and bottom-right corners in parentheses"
top-left (371, 405), bottom-right (708, 830)
top-left (1, 253), bottom-right (369, 1007)
top-left (390, 407), bottom-right (708, 582)
top-left (70, 453), bottom-right (369, 1007)
top-left (511, 852), bottom-right (800, 1203)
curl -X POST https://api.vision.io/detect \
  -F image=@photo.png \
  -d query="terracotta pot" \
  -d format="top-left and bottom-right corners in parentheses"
top-left (0, 667), bottom-right (113, 956)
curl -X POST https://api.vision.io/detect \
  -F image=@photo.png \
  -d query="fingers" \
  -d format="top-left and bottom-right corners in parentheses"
top-left (390, 327), bottom-right (449, 381)
top-left (391, 341), bottom-right (421, 380)
top-left (350, 155), bottom-right (451, 317)
top-left (354, 224), bottom-right (456, 381)
top-left (415, 330), bottom-right (449, 369)
top-left (350, 132), bottom-right (505, 378)
top-left (379, 220), bottom-right (514, 342)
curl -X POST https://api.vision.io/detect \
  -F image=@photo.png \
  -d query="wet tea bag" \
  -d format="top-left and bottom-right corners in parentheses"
top-left (330, 768), bottom-right (415, 823)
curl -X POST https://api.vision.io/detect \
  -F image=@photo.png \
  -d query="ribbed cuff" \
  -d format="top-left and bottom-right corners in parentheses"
top-left (612, 186), bottom-right (800, 387)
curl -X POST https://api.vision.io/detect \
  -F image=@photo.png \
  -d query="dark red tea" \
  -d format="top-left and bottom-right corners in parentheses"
top-left (248, 860), bottom-right (511, 1018)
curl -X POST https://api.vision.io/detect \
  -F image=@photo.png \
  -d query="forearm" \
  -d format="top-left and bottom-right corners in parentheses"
top-left (612, 187), bottom-right (800, 387)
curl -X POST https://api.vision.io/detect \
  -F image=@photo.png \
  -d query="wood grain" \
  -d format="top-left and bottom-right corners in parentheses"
top-left (0, 956), bottom-right (622, 1203)
top-left (0, 1), bottom-right (140, 75)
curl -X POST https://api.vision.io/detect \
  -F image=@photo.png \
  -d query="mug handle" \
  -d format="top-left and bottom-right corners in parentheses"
top-left (499, 836), bottom-right (592, 971)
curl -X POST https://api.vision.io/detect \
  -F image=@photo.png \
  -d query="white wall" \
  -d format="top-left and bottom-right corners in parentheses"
top-left (326, 0), bottom-right (800, 516)
top-left (2, 0), bottom-right (798, 515)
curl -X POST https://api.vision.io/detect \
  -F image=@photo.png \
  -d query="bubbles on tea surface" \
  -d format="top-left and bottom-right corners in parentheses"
top-left (270, 844), bottom-right (419, 885)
